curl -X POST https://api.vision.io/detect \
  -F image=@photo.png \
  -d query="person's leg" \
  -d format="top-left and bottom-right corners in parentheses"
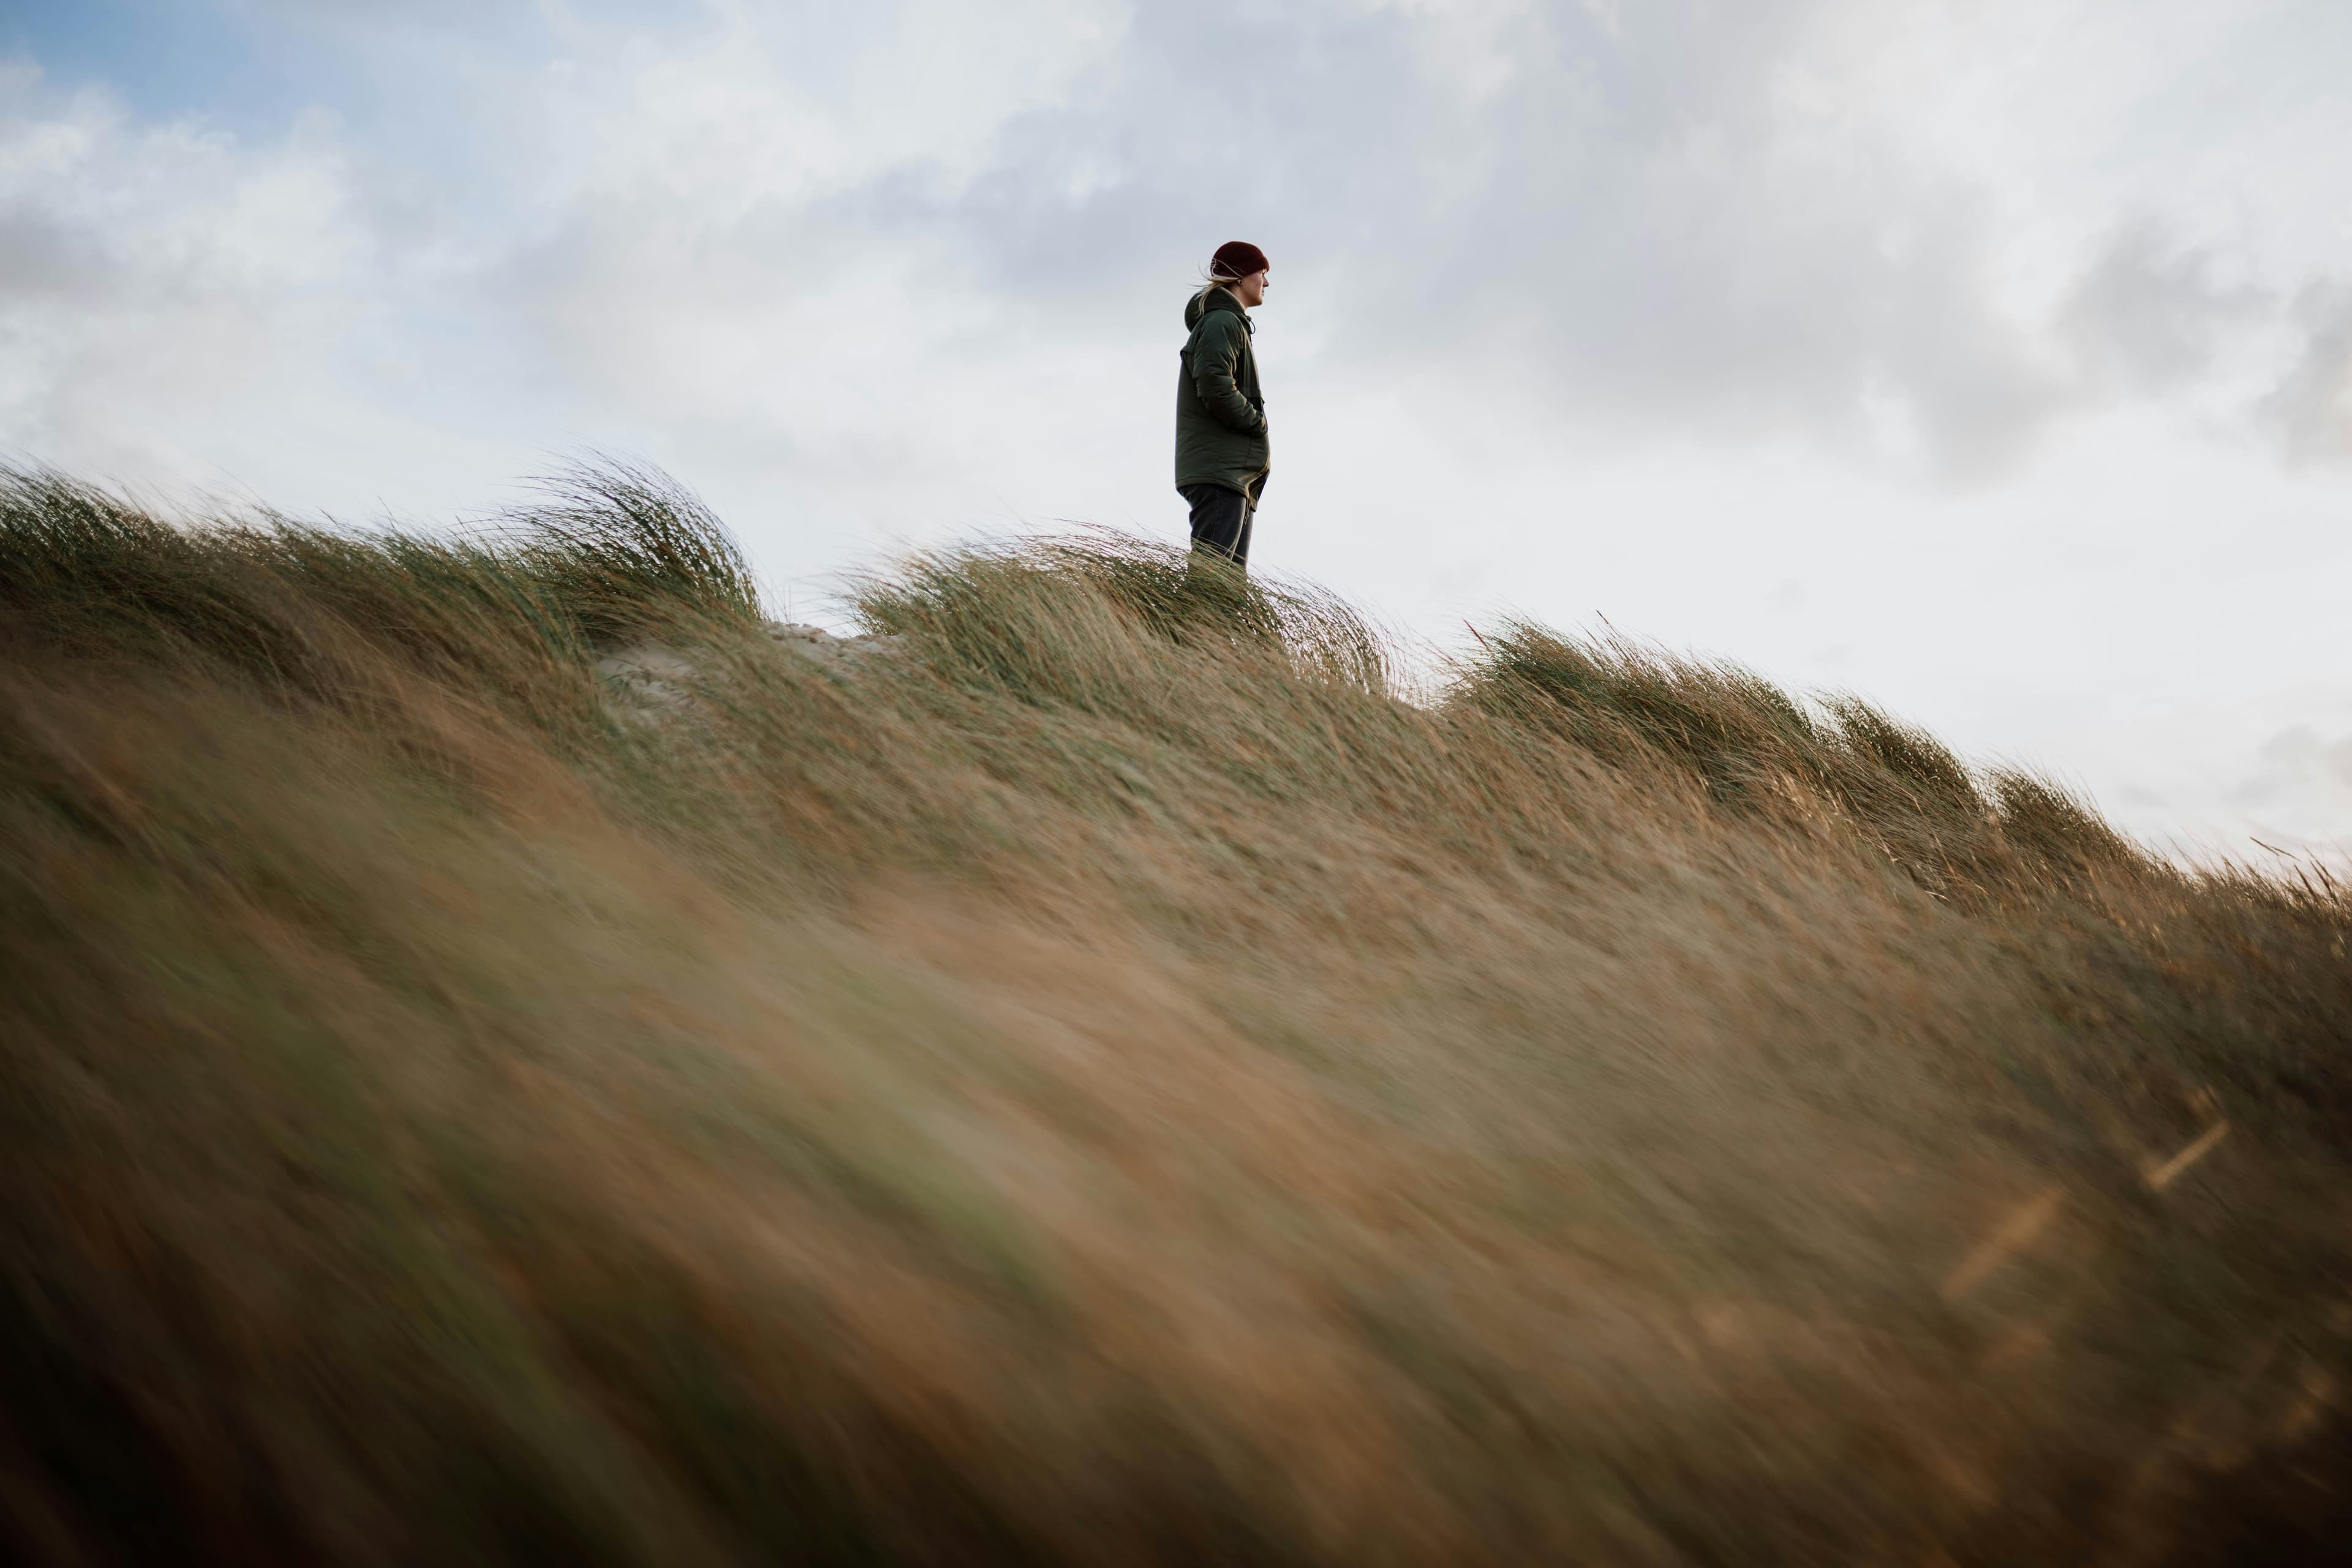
top-left (1182, 483), bottom-right (1250, 566)
top-left (1231, 502), bottom-right (1254, 568)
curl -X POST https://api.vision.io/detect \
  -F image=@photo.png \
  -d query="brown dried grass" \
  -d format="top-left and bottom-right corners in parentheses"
top-left (3, 464), bottom-right (2351, 1564)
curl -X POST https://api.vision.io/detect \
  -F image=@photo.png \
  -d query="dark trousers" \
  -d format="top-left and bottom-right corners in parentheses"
top-left (1181, 483), bottom-right (1255, 570)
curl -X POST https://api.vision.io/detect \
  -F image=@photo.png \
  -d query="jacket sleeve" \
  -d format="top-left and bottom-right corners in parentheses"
top-left (1189, 315), bottom-right (1267, 435)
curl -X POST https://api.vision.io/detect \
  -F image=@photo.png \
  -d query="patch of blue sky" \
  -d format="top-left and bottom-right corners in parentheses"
top-left (5, 1), bottom-right (703, 186)
top-left (2, 0), bottom-right (351, 137)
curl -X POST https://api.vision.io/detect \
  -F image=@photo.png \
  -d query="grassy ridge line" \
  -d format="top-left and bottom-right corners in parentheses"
top-left (2, 462), bottom-right (2350, 1565)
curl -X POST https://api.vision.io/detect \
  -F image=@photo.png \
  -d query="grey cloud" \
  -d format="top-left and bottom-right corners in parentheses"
top-left (2260, 281), bottom-right (2352, 464)
top-left (0, 213), bottom-right (117, 300)
top-left (862, 2), bottom-right (1427, 298)
top-left (21, 0), bottom-right (2346, 502)
top-left (1446, 131), bottom-right (2062, 478)
top-left (1329, 0), bottom-right (2064, 478)
top-left (858, 0), bottom-right (2068, 479)
top-left (2058, 217), bottom-right (2258, 394)
top-left (243, 0), bottom-right (2299, 487)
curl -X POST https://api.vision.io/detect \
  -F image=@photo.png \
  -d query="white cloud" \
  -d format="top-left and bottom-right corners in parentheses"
top-left (0, 75), bottom-right (376, 480)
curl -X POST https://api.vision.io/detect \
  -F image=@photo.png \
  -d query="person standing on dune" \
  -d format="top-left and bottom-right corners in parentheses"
top-left (1175, 241), bottom-right (1272, 570)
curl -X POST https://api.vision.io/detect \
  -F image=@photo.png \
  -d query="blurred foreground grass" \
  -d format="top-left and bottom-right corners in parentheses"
top-left (4, 463), bottom-right (2351, 1564)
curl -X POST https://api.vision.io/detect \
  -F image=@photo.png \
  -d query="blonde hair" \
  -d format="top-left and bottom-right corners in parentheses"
top-left (1190, 265), bottom-right (1246, 306)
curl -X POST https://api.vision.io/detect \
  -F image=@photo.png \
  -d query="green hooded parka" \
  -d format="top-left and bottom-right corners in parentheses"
top-left (1174, 287), bottom-right (1270, 503)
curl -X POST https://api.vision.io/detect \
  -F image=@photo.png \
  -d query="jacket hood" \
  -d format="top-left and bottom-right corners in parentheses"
top-left (1184, 285), bottom-right (1251, 331)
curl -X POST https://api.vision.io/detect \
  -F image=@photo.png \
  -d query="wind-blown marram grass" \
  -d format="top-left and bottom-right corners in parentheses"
top-left (3, 462), bottom-right (2350, 1565)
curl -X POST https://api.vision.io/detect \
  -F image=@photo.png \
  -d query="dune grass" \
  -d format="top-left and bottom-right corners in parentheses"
top-left (3, 462), bottom-right (2351, 1565)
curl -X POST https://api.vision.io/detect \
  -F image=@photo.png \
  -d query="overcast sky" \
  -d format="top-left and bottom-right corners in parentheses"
top-left (6, 0), bottom-right (2351, 858)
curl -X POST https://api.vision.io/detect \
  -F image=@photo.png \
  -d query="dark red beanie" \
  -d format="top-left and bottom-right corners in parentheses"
top-left (1209, 240), bottom-right (1270, 280)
